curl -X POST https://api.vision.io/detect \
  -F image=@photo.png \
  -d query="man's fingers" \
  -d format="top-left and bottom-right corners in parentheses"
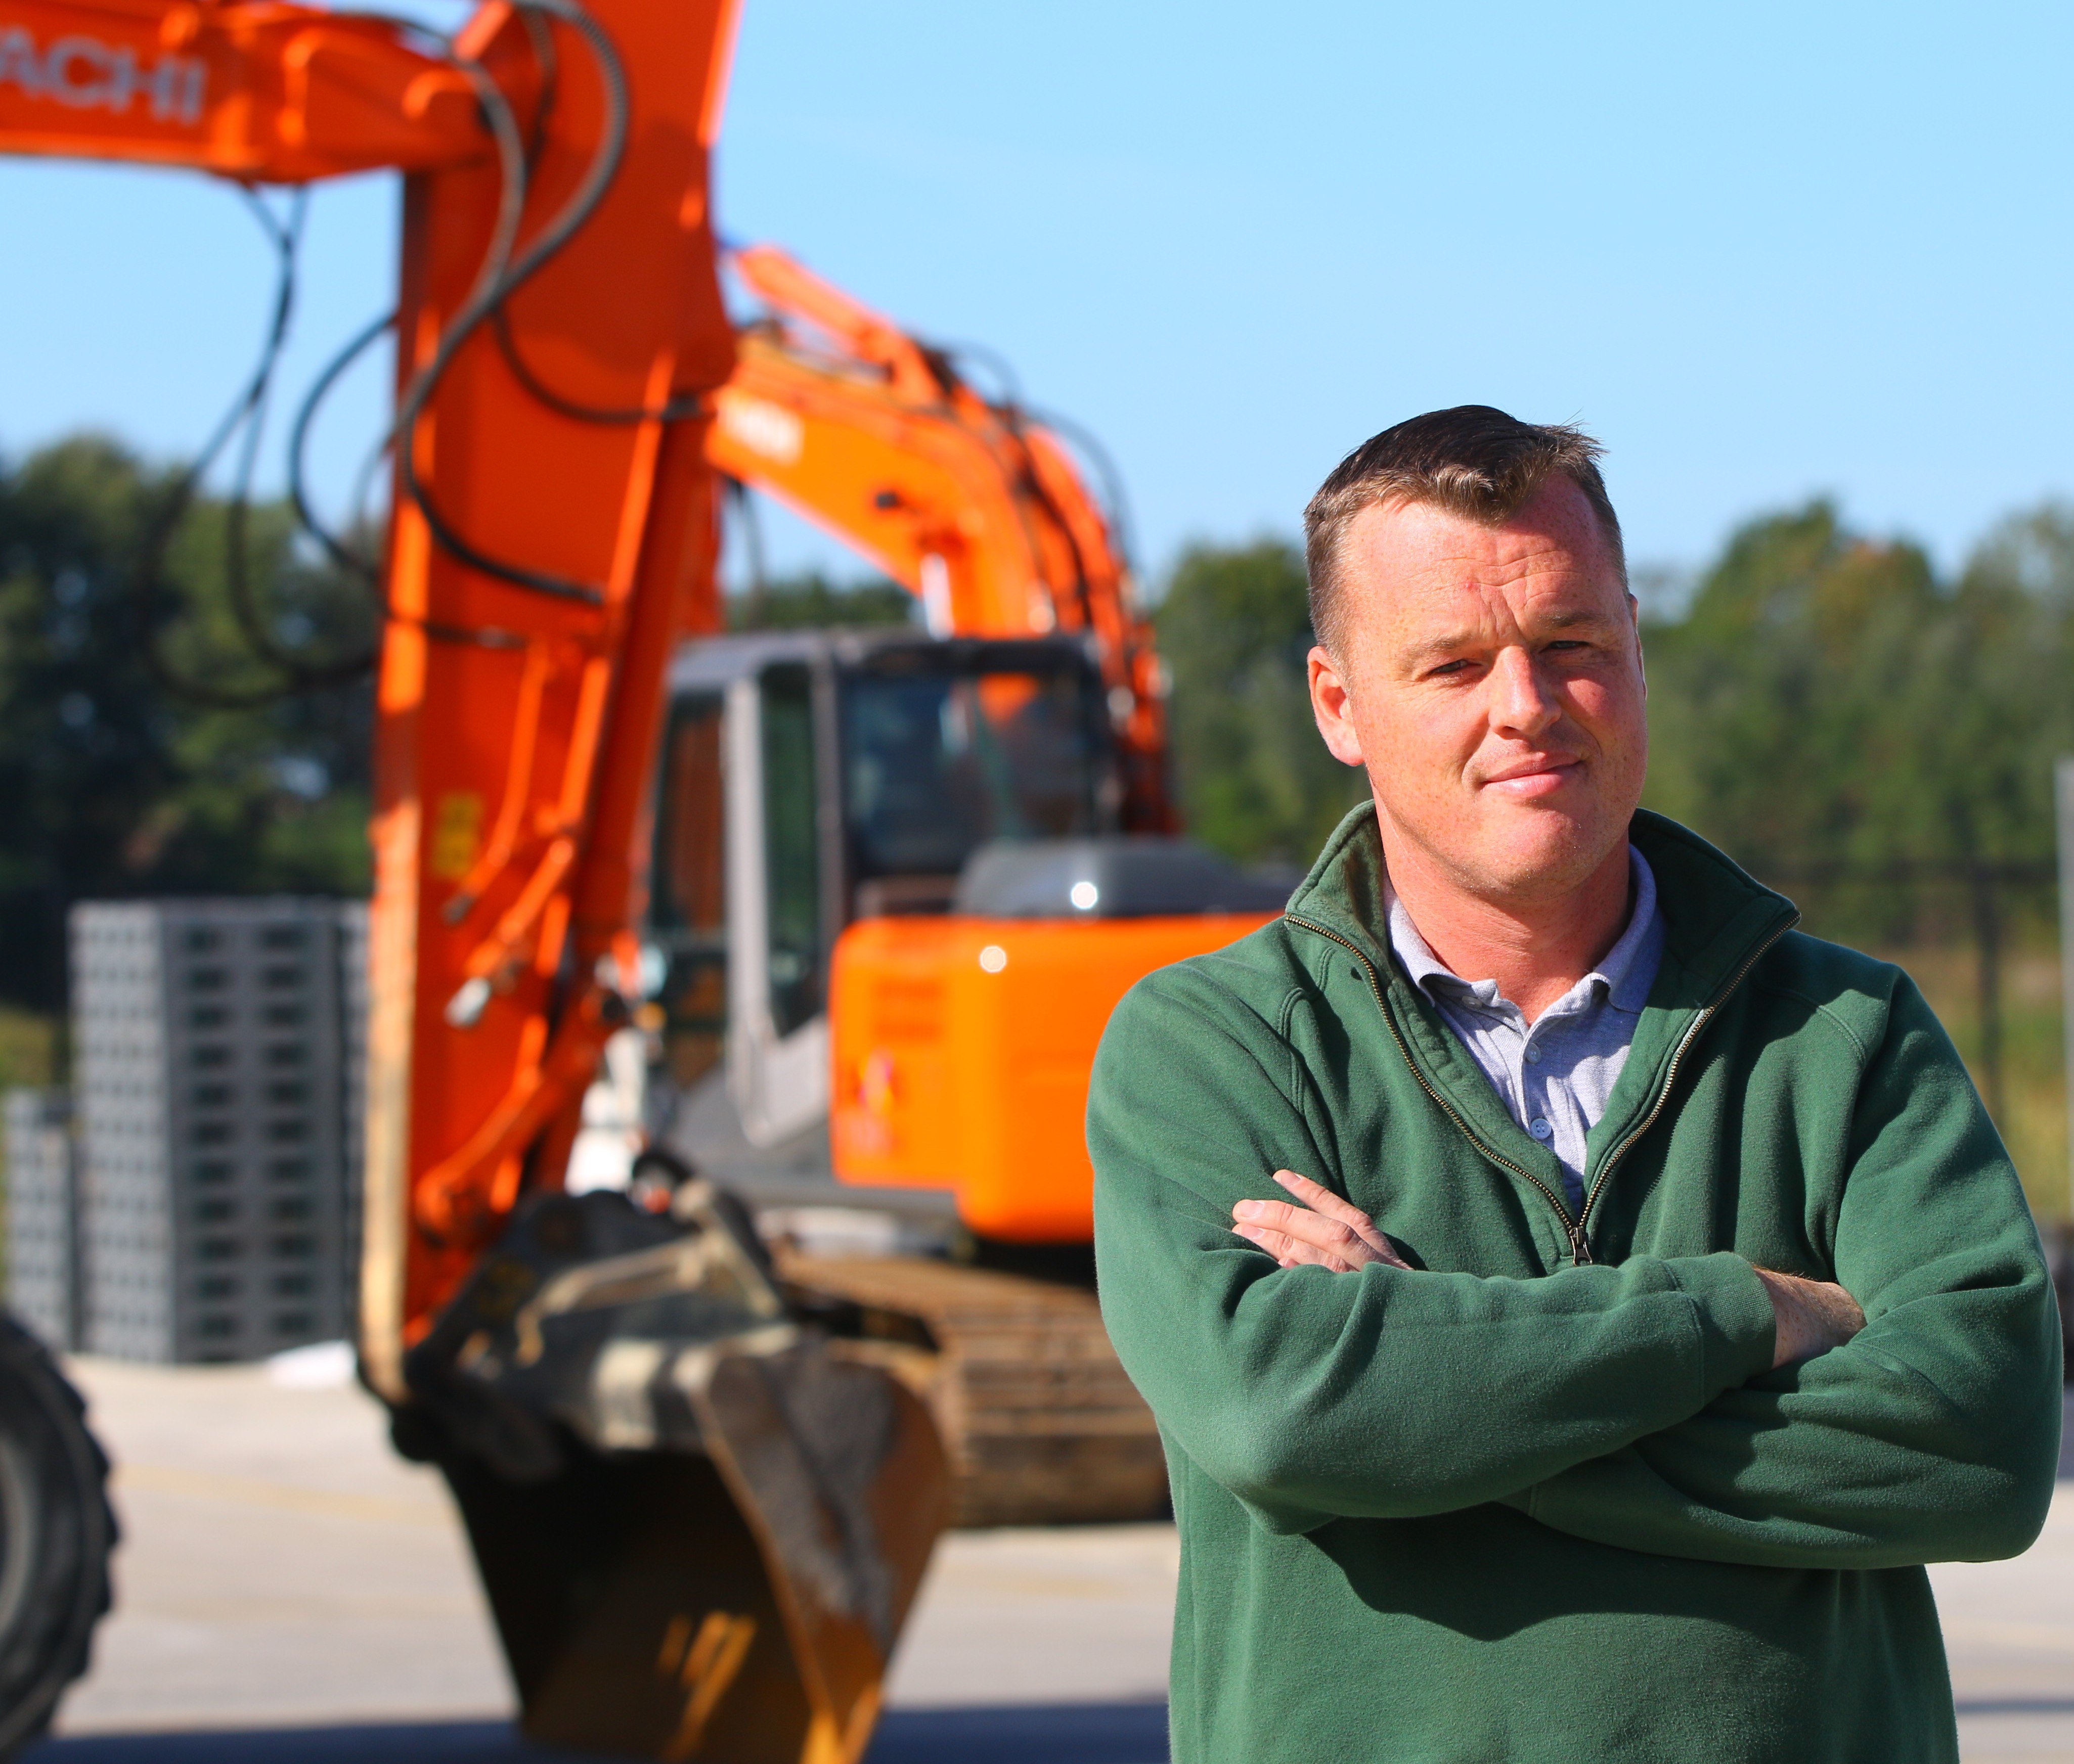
top-left (1267, 1171), bottom-right (1412, 1269)
top-left (1234, 1196), bottom-right (1326, 1236)
top-left (1234, 1200), bottom-right (1361, 1256)
top-left (1234, 1220), bottom-right (1326, 1258)
top-left (1237, 1227), bottom-right (1355, 1274)
top-left (1232, 1222), bottom-right (1282, 1251)
top-left (1234, 1177), bottom-right (1413, 1273)
top-left (1236, 1226), bottom-right (1307, 1264)
top-left (1232, 1212), bottom-right (1388, 1278)
top-left (1232, 1220), bottom-right (1319, 1261)
top-left (1272, 1170), bottom-right (1371, 1227)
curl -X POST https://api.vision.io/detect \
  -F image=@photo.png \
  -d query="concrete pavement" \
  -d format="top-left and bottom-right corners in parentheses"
top-left (1934, 1433), bottom-right (2074, 1763)
top-left (24, 1356), bottom-right (2074, 1762)
top-left (35, 1353), bottom-right (1173, 1760)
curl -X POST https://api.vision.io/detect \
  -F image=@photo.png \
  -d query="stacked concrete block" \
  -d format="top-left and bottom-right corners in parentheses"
top-left (338, 900), bottom-right (368, 1330)
top-left (71, 900), bottom-right (356, 1364)
top-left (4, 1089), bottom-right (79, 1349)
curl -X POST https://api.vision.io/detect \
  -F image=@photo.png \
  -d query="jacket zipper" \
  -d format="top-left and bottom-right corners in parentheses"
top-left (1283, 914), bottom-right (1583, 1259)
top-left (1284, 911), bottom-right (1794, 1267)
top-left (1570, 917), bottom-right (1794, 1252)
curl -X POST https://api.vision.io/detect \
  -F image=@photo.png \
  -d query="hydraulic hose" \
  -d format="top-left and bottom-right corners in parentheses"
top-left (287, 306), bottom-right (395, 585)
top-left (391, 0), bottom-right (633, 606)
top-left (130, 190), bottom-right (356, 708)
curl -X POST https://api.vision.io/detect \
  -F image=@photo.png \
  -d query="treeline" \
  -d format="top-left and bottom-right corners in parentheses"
top-left (6, 431), bottom-right (2074, 1012)
top-left (1156, 503), bottom-right (2074, 954)
top-left (0, 436), bottom-right (373, 1010)
top-left (1645, 502), bottom-right (2074, 947)
top-left (0, 435), bottom-right (931, 1012)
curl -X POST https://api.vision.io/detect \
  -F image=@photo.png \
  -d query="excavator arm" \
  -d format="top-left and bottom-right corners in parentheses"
top-left (708, 243), bottom-right (1174, 833)
top-left (2, 0), bottom-right (735, 1377)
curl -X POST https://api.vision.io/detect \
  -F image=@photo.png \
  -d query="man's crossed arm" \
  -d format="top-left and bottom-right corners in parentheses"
top-left (1091, 968), bottom-right (2059, 1568)
top-left (1233, 1170), bottom-right (1868, 1371)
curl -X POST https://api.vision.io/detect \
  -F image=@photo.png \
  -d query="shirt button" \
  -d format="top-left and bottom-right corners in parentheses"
top-left (1529, 1117), bottom-right (1553, 1140)
top-left (1525, 1045), bottom-right (1542, 1064)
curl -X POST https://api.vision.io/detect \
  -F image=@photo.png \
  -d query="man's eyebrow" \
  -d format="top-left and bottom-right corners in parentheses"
top-left (1399, 630), bottom-right (1485, 667)
top-left (1400, 608), bottom-right (1619, 666)
top-left (1536, 607), bottom-right (1620, 632)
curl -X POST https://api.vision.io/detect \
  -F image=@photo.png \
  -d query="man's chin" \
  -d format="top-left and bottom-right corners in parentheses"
top-left (1459, 809), bottom-right (1624, 899)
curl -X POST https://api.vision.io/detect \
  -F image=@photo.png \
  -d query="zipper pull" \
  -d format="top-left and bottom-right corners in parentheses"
top-left (1569, 1222), bottom-right (1593, 1266)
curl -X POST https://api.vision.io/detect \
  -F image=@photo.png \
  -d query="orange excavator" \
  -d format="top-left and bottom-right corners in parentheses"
top-left (0, 2), bottom-right (1280, 1757)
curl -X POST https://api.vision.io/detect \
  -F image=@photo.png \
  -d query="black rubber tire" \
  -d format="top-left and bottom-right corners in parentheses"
top-left (0, 1315), bottom-right (115, 1759)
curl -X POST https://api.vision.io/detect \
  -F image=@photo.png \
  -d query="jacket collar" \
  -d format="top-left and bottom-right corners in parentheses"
top-left (1384, 843), bottom-right (1662, 1020)
top-left (1285, 801), bottom-right (1796, 1007)
top-left (1283, 801), bottom-right (1800, 1209)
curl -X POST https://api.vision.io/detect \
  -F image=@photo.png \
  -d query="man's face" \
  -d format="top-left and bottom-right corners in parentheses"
top-left (1307, 477), bottom-right (1647, 906)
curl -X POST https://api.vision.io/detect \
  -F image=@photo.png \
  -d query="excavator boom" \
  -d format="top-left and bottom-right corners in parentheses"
top-left (0, 0), bottom-right (485, 178)
top-left (1, 0), bottom-right (739, 1370)
top-left (708, 244), bottom-right (1174, 835)
top-left (364, 0), bottom-right (741, 1370)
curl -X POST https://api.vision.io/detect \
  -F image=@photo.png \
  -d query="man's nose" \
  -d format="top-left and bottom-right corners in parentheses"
top-left (1487, 646), bottom-right (1562, 740)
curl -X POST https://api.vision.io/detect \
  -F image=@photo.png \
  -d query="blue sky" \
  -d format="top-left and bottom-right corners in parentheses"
top-left (2, 1), bottom-right (2070, 596)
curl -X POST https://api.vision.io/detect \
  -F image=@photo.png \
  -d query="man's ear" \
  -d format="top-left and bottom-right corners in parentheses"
top-left (1308, 645), bottom-right (1365, 768)
top-left (1628, 592), bottom-right (1647, 698)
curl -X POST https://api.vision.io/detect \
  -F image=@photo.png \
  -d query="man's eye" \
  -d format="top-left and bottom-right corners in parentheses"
top-left (1544, 639), bottom-right (1592, 654)
top-left (1427, 659), bottom-right (1474, 677)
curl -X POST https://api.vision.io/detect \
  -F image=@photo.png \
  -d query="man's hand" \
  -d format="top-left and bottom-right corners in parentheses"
top-left (1228, 1182), bottom-right (1863, 1367)
top-left (1755, 1267), bottom-right (1865, 1369)
top-left (1232, 1171), bottom-right (1411, 1272)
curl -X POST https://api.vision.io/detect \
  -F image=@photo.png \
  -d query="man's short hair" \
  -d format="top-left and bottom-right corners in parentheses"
top-left (1303, 405), bottom-right (1626, 656)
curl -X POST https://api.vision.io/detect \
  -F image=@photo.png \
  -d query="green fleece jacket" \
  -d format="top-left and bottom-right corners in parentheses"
top-left (1089, 805), bottom-right (2062, 1764)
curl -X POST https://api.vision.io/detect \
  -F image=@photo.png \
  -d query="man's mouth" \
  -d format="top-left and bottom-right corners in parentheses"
top-left (1480, 757), bottom-right (1581, 799)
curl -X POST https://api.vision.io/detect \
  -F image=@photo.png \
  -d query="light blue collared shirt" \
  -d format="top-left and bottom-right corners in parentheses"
top-left (1385, 848), bottom-right (1664, 1211)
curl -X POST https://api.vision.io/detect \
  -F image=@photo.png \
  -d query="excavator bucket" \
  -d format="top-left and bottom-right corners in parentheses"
top-left (399, 1184), bottom-right (949, 1762)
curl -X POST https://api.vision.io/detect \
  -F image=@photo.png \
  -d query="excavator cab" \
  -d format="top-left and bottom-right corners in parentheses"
top-left (642, 627), bottom-right (1124, 1190)
top-left (638, 620), bottom-right (1285, 1249)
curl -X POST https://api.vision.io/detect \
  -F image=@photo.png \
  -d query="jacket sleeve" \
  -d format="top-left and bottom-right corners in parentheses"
top-left (1509, 977), bottom-right (2062, 1569)
top-left (1089, 960), bottom-right (1779, 1534)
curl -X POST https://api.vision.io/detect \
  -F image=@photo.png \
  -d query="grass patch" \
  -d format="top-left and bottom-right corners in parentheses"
top-left (0, 1010), bottom-right (57, 1092)
top-left (0, 1010), bottom-right (60, 1281)
top-left (1871, 944), bottom-right (2068, 1223)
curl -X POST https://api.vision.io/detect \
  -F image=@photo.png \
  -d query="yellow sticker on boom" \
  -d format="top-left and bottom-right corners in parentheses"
top-left (429, 791), bottom-right (483, 882)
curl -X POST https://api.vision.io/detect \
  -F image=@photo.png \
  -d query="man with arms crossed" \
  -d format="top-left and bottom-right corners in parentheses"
top-left (1090, 407), bottom-right (2062, 1762)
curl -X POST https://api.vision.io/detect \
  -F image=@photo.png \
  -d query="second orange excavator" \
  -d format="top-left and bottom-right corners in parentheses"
top-left (636, 237), bottom-right (1285, 1523)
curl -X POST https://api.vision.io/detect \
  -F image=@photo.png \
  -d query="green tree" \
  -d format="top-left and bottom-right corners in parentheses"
top-left (726, 571), bottom-right (915, 631)
top-left (1642, 498), bottom-right (2074, 947)
top-left (0, 434), bottom-right (374, 1010)
top-left (1154, 538), bottom-right (1365, 866)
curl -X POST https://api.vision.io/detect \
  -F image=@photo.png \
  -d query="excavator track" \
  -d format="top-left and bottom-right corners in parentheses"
top-left (776, 1253), bottom-right (1166, 1529)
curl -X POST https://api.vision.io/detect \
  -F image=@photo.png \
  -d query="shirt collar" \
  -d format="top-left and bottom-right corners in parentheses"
top-left (1385, 846), bottom-right (1660, 1017)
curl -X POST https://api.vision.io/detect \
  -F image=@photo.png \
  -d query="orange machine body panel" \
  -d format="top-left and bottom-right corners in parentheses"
top-left (828, 912), bottom-right (1275, 1241)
